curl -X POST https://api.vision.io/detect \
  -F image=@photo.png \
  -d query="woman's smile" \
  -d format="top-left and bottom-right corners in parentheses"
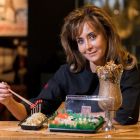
top-left (88, 50), bottom-right (98, 56)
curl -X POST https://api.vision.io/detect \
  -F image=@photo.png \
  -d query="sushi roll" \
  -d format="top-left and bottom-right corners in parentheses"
top-left (93, 115), bottom-right (104, 125)
top-left (68, 116), bottom-right (74, 120)
top-left (63, 120), bottom-right (77, 127)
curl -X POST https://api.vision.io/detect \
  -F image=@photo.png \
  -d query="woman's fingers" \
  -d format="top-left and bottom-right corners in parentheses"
top-left (0, 83), bottom-right (12, 97)
top-left (0, 84), bottom-right (6, 89)
top-left (0, 82), bottom-right (10, 89)
top-left (0, 82), bottom-right (7, 88)
top-left (4, 83), bottom-right (10, 89)
top-left (0, 93), bottom-right (12, 98)
top-left (0, 87), bottom-right (10, 94)
top-left (0, 82), bottom-right (12, 105)
top-left (0, 87), bottom-right (13, 97)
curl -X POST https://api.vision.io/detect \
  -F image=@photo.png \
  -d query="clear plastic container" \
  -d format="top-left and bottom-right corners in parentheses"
top-left (65, 95), bottom-right (114, 114)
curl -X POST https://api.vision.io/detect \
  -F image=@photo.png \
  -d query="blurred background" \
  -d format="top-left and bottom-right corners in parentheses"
top-left (0, 0), bottom-right (140, 120)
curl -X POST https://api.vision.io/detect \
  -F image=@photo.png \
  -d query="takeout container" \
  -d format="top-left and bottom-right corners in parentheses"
top-left (18, 115), bottom-right (46, 130)
top-left (48, 95), bottom-right (107, 133)
top-left (48, 122), bottom-right (105, 133)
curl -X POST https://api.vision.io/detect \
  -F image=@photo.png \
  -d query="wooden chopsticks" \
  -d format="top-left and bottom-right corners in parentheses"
top-left (8, 89), bottom-right (33, 106)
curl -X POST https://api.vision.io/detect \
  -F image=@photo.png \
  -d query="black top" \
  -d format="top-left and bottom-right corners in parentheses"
top-left (21, 64), bottom-right (140, 125)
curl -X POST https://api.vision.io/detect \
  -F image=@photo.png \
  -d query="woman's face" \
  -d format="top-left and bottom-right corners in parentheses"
top-left (76, 23), bottom-right (107, 66)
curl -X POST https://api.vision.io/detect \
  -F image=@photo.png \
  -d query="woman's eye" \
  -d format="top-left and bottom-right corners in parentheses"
top-left (90, 34), bottom-right (96, 39)
top-left (77, 39), bottom-right (84, 44)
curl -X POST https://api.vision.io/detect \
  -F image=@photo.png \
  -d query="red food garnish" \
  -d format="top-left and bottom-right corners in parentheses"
top-left (35, 101), bottom-right (38, 105)
top-left (30, 104), bottom-right (35, 109)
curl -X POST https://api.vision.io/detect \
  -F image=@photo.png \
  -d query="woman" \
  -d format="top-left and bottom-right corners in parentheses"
top-left (0, 5), bottom-right (139, 125)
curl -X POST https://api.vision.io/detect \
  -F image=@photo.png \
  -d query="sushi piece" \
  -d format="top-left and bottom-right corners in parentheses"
top-left (63, 120), bottom-right (77, 127)
top-left (55, 113), bottom-right (69, 121)
top-left (67, 116), bottom-right (74, 120)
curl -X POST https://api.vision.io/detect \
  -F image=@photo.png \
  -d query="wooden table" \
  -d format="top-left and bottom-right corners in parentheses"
top-left (0, 121), bottom-right (139, 139)
top-left (0, 103), bottom-right (139, 140)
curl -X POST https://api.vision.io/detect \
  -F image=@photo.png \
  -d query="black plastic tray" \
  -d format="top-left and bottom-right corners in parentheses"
top-left (48, 121), bottom-right (105, 133)
top-left (18, 116), bottom-right (46, 130)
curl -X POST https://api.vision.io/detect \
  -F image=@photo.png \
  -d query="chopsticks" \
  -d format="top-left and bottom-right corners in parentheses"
top-left (8, 89), bottom-right (33, 106)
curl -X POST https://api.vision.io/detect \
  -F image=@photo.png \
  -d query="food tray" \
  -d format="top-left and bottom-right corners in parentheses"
top-left (48, 121), bottom-right (105, 133)
top-left (18, 116), bottom-right (46, 130)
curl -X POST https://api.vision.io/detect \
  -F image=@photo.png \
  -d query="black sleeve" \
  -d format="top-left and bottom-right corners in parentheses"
top-left (21, 66), bottom-right (67, 116)
top-left (114, 66), bottom-right (140, 125)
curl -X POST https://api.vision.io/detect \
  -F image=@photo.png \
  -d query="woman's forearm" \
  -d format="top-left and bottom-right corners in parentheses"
top-left (5, 98), bottom-right (28, 121)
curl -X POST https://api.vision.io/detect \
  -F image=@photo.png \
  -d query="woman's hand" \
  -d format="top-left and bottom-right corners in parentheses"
top-left (0, 82), bottom-right (28, 121)
top-left (0, 82), bottom-right (13, 106)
